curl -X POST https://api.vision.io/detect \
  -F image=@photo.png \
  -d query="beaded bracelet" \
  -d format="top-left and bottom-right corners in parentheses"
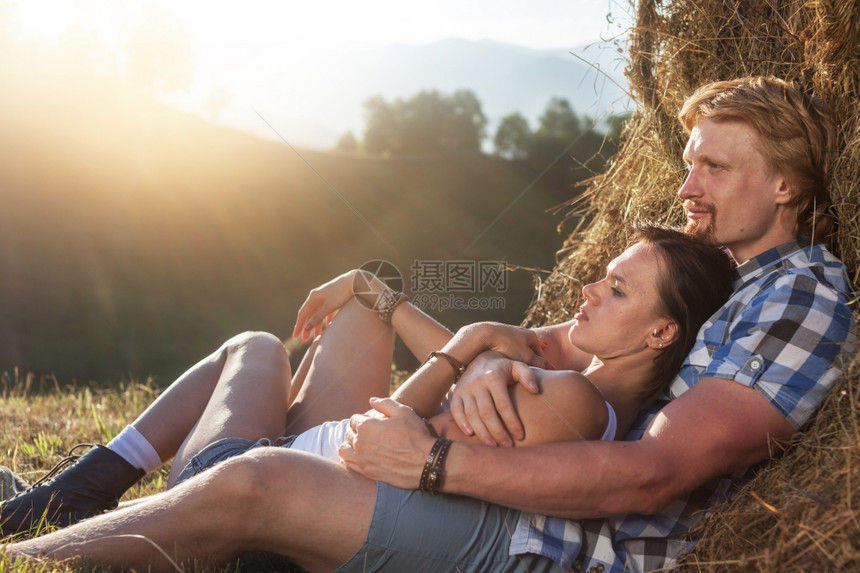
top-left (375, 288), bottom-right (409, 326)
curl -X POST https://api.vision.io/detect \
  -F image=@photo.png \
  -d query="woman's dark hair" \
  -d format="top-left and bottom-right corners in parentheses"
top-left (631, 223), bottom-right (734, 399)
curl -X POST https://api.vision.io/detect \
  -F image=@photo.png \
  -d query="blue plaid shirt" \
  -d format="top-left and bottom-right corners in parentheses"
top-left (510, 240), bottom-right (856, 572)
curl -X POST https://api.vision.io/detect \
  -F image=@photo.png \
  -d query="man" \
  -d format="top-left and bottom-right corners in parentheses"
top-left (337, 76), bottom-right (856, 571)
top-left (3, 77), bottom-right (855, 572)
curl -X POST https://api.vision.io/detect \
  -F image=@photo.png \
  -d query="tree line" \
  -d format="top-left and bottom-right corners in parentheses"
top-left (337, 89), bottom-right (629, 187)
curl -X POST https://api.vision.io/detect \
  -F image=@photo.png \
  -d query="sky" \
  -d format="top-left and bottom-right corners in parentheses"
top-left (168, 0), bottom-right (632, 50)
top-left (12, 0), bottom-right (635, 147)
top-left (15, 0), bottom-right (631, 51)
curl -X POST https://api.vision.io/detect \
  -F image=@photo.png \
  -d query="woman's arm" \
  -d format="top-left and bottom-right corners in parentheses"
top-left (391, 325), bottom-right (553, 418)
top-left (389, 302), bottom-right (453, 363)
top-left (428, 368), bottom-right (608, 447)
top-left (294, 271), bottom-right (561, 371)
top-left (446, 323), bottom-right (594, 446)
top-left (530, 322), bottom-right (593, 372)
top-left (293, 269), bottom-right (454, 360)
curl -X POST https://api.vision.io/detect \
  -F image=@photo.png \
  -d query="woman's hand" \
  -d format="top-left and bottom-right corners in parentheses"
top-left (449, 351), bottom-right (540, 447)
top-left (449, 322), bottom-right (554, 369)
top-left (293, 270), bottom-right (388, 342)
top-left (339, 398), bottom-right (436, 488)
top-left (292, 270), bottom-right (357, 341)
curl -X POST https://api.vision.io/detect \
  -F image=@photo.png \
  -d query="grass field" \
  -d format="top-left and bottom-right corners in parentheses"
top-left (0, 375), bottom-right (179, 572)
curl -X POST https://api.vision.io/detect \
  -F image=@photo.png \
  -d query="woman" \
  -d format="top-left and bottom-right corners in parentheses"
top-left (2, 223), bottom-right (733, 571)
top-left (174, 222), bottom-right (731, 486)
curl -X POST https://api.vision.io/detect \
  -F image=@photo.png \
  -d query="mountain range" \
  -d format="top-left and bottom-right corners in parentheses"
top-left (171, 37), bottom-right (632, 149)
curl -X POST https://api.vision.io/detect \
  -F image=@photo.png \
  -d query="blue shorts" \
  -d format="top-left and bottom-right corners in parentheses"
top-left (173, 436), bottom-right (296, 486)
top-left (334, 482), bottom-right (561, 573)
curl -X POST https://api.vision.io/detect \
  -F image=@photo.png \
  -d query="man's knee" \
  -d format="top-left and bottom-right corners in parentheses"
top-left (203, 450), bottom-right (284, 522)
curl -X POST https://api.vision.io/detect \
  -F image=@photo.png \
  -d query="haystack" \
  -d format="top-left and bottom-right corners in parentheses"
top-left (524, 0), bottom-right (860, 570)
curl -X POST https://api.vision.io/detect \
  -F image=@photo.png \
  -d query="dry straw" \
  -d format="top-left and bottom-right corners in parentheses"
top-left (524, 0), bottom-right (859, 570)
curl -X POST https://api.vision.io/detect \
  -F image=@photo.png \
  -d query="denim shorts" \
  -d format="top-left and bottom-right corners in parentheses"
top-left (173, 436), bottom-right (296, 486)
top-left (334, 482), bottom-right (561, 573)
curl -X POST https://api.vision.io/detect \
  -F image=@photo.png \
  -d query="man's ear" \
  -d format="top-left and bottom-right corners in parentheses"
top-left (774, 174), bottom-right (793, 205)
top-left (649, 321), bottom-right (679, 349)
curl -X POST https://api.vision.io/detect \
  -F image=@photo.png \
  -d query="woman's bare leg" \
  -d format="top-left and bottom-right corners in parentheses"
top-left (165, 333), bottom-right (292, 486)
top-left (134, 299), bottom-right (393, 461)
top-left (156, 300), bottom-right (393, 485)
top-left (107, 297), bottom-right (392, 484)
top-left (129, 331), bottom-right (290, 466)
top-left (7, 449), bottom-right (376, 573)
top-left (285, 298), bottom-right (395, 435)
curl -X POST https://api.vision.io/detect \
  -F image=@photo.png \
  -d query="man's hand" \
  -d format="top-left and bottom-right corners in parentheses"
top-left (339, 398), bottom-right (436, 488)
top-left (449, 352), bottom-right (539, 447)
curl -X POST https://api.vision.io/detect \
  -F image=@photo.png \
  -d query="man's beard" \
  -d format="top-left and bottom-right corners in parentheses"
top-left (684, 204), bottom-right (718, 245)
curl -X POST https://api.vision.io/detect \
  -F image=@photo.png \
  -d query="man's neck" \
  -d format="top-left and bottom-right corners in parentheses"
top-left (727, 211), bottom-right (797, 264)
top-left (727, 233), bottom-right (798, 264)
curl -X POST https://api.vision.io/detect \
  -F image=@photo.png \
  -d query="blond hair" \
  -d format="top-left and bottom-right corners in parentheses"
top-left (678, 77), bottom-right (835, 244)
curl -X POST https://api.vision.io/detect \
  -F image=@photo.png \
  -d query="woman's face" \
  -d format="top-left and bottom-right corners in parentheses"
top-left (568, 241), bottom-right (668, 359)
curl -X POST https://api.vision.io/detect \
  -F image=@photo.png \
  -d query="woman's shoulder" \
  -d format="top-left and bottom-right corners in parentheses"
top-left (510, 369), bottom-right (609, 446)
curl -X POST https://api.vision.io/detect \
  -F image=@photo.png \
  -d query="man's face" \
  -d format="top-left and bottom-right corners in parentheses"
top-left (679, 118), bottom-right (791, 263)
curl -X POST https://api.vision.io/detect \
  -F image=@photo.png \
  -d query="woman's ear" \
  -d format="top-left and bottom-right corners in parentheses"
top-left (649, 321), bottom-right (679, 349)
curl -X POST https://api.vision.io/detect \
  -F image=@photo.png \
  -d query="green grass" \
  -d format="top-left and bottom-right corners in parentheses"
top-left (0, 377), bottom-right (253, 572)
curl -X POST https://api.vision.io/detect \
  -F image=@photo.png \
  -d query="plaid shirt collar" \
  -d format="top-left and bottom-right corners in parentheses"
top-left (733, 239), bottom-right (805, 283)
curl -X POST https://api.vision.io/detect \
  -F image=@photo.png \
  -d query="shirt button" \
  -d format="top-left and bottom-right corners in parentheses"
top-left (749, 359), bottom-right (762, 370)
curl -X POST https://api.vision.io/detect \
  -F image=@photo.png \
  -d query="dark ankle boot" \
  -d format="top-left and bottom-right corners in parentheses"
top-left (0, 467), bottom-right (30, 502)
top-left (0, 444), bottom-right (144, 536)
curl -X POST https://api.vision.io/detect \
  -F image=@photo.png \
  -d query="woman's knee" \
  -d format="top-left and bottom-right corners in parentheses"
top-left (222, 332), bottom-right (289, 367)
top-left (223, 331), bottom-right (285, 353)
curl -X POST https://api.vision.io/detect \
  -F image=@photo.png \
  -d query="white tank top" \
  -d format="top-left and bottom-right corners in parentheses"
top-left (291, 401), bottom-right (619, 460)
top-left (601, 401), bottom-right (618, 441)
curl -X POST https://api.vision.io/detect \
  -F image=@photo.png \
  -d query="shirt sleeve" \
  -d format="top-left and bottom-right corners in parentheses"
top-left (704, 272), bottom-right (854, 429)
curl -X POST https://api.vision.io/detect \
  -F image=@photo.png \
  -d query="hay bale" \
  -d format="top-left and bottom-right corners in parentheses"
top-left (526, 0), bottom-right (858, 326)
top-left (524, 0), bottom-right (860, 570)
top-left (684, 353), bottom-right (860, 570)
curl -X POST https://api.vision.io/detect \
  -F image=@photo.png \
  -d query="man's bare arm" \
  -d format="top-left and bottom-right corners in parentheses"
top-left (444, 377), bottom-right (794, 516)
top-left (344, 376), bottom-right (794, 517)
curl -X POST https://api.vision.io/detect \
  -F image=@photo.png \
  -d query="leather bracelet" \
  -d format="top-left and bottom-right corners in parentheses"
top-left (419, 437), bottom-right (446, 492)
top-left (423, 418), bottom-right (439, 438)
top-left (424, 438), bottom-right (452, 495)
top-left (425, 350), bottom-right (466, 382)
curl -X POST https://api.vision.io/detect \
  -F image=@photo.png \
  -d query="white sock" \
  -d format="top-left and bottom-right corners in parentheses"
top-left (107, 426), bottom-right (162, 474)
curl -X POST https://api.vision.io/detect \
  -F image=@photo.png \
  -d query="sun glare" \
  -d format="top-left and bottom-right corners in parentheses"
top-left (14, 2), bottom-right (73, 41)
top-left (6, 0), bottom-right (632, 149)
